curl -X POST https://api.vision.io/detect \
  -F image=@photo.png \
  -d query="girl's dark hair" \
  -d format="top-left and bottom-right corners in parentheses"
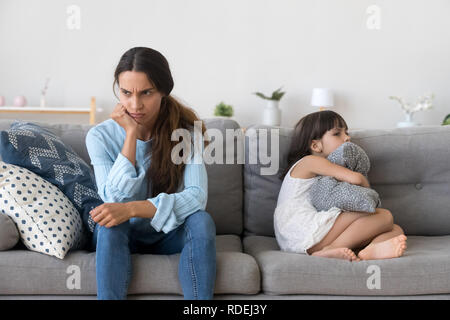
top-left (279, 110), bottom-right (348, 180)
top-left (113, 47), bottom-right (208, 197)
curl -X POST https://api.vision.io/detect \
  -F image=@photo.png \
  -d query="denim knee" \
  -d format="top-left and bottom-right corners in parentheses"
top-left (96, 221), bottom-right (131, 244)
top-left (185, 210), bottom-right (216, 241)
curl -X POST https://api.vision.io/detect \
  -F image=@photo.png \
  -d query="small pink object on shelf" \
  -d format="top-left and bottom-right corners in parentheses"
top-left (13, 95), bottom-right (27, 107)
top-left (0, 96), bottom-right (5, 106)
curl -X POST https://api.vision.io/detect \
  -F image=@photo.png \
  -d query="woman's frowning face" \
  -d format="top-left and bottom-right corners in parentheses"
top-left (118, 70), bottom-right (164, 127)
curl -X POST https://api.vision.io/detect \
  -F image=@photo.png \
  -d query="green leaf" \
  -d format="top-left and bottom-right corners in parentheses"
top-left (253, 92), bottom-right (270, 100)
top-left (443, 114), bottom-right (450, 125)
top-left (254, 87), bottom-right (286, 101)
top-left (271, 86), bottom-right (285, 101)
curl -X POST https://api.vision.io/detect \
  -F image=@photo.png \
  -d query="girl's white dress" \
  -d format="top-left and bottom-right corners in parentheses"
top-left (274, 158), bottom-right (342, 254)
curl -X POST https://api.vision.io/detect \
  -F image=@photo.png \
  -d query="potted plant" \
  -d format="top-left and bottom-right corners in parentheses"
top-left (442, 114), bottom-right (450, 125)
top-left (253, 87), bottom-right (286, 126)
top-left (214, 101), bottom-right (234, 118)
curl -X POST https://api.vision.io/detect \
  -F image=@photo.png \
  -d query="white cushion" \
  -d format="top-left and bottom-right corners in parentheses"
top-left (0, 161), bottom-right (86, 259)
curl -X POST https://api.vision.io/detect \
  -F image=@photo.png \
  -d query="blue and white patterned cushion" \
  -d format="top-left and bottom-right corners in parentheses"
top-left (0, 161), bottom-right (86, 259)
top-left (0, 121), bottom-right (101, 233)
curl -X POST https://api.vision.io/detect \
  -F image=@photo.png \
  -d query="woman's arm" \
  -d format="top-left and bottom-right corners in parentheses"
top-left (299, 155), bottom-right (370, 187)
top-left (85, 128), bottom-right (147, 203)
top-left (145, 144), bottom-right (208, 233)
top-left (111, 103), bottom-right (140, 166)
top-left (121, 129), bottom-right (137, 166)
top-left (90, 200), bottom-right (157, 228)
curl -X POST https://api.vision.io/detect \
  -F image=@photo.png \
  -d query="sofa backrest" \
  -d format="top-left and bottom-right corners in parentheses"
top-left (201, 118), bottom-right (243, 235)
top-left (243, 124), bottom-right (450, 237)
top-left (0, 118), bottom-right (244, 236)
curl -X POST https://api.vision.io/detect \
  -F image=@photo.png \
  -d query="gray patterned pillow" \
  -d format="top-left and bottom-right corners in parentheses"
top-left (310, 142), bottom-right (381, 213)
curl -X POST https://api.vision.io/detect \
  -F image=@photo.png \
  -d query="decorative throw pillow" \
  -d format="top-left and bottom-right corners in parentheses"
top-left (0, 212), bottom-right (19, 251)
top-left (0, 161), bottom-right (86, 259)
top-left (310, 142), bottom-right (381, 213)
top-left (0, 121), bottom-right (102, 233)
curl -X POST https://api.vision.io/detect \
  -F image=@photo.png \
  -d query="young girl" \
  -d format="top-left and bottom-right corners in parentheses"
top-left (274, 111), bottom-right (407, 261)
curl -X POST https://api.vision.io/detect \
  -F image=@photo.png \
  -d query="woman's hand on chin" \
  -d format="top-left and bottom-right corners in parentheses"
top-left (89, 202), bottom-right (134, 228)
top-left (111, 103), bottom-right (139, 134)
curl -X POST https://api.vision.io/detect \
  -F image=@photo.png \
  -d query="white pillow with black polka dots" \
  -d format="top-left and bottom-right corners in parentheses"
top-left (0, 161), bottom-right (86, 259)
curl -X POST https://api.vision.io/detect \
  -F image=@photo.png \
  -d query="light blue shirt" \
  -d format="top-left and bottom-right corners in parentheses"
top-left (85, 119), bottom-right (207, 233)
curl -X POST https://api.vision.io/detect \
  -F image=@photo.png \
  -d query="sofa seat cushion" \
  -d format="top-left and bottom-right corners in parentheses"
top-left (243, 235), bottom-right (450, 295)
top-left (0, 235), bottom-right (260, 296)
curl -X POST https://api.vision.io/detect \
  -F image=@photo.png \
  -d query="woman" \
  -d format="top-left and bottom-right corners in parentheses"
top-left (85, 47), bottom-right (216, 300)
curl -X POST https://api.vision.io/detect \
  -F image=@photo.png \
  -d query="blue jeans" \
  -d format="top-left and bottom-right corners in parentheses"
top-left (91, 210), bottom-right (216, 300)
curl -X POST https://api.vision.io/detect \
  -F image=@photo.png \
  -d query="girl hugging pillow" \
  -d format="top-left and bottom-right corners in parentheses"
top-left (310, 141), bottom-right (381, 213)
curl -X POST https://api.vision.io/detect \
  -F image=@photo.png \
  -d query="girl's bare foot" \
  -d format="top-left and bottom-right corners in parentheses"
top-left (358, 235), bottom-right (407, 260)
top-left (312, 247), bottom-right (360, 262)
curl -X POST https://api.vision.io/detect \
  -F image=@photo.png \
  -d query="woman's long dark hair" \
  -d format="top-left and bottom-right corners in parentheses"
top-left (113, 47), bottom-right (207, 197)
top-left (279, 110), bottom-right (348, 180)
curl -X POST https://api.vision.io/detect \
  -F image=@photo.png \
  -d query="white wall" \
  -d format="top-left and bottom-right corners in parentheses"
top-left (1, 0), bottom-right (449, 129)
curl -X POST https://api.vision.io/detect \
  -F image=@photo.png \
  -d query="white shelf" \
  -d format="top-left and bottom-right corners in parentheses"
top-left (0, 106), bottom-right (91, 112)
top-left (0, 97), bottom-right (99, 124)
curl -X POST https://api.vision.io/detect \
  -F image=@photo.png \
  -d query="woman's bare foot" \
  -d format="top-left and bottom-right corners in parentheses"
top-left (358, 235), bottom-right (407, 260)
top-left (312, 247), bottom-right (360, 262)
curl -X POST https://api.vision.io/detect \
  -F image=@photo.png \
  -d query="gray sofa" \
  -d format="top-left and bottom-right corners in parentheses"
top-left (1, 118), bottom-right (450, 299)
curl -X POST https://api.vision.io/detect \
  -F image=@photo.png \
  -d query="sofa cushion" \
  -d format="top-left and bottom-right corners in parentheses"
top-left (0, 235), bottom-right (260, 295)
top-left (243, 235), bottom-right (450, 295)
top-left (0, 121), bottom-right (101, 233)
top-left (243, 125), bottom-right (292, 236)
top-left (244, 125), bottom-right (450, 237)
top-left (0, 213), bottom-right (19, 251)
top-left (202, 118), bottom-right (244, 235)
top-left (349, 126), bottom-right (450, 236)
top-left (0, 161), bottom-right (86, 259)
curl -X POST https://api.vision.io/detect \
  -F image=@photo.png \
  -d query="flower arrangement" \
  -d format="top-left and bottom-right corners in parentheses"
top-left (214, 101), bottom-right (234, 117)
top-left (41, 78), bottom-right (50, 96)
top-left (389, 93), bottom-right (434, 126)
top-left (40, 77), bottom-right (50, 107)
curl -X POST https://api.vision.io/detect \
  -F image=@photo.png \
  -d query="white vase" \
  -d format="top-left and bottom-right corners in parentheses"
top-left (397, 112), bottom-right (418, 128)
top-left (40, 95), bottom-right (46, 107)
top-left (263, 100), bottom-right (281, 126)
